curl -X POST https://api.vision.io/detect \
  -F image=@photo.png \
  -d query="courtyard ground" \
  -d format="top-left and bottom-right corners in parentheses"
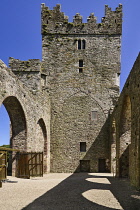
top-left (0, 173), bottom-right (140, 210)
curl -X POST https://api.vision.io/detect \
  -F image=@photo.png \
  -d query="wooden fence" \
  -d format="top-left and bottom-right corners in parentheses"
top-left (0, 147), bottom-right (43, 188)
top-left (17, 152), bottom-right (43, 179)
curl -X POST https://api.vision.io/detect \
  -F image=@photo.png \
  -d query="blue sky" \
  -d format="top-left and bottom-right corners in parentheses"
top-left (0, 0), bottom-right (140, 145)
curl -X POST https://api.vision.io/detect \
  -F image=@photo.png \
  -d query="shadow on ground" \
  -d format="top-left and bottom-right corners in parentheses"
top-left (22, 173), bottom-right (140, 210)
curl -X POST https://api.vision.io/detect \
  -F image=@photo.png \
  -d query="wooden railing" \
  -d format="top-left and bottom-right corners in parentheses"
top-left (0, 150), bottom-right (7, 188)
top-left (0, 147), bottom-right (44, 188)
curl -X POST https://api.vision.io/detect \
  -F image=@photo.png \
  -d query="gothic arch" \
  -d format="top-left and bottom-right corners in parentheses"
top-left (51, 93), bottom-right (106, 172)
top-left (2, 96), bottom-right (27, 176)
top-left (63, 91), bottom-right (106, 118)
top-left (119, 95), bottom-right (131, 177)
top-left (111, 118), bottom-right (116, 175)
top-left (2, 96), bottom-right (27, 150)
top-left (37, 118), bottom-right (47, 173)
top-left (120, 95), bottom-right (131, 135)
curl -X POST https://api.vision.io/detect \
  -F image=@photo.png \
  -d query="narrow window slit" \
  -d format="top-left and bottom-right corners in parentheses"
top-left (78, 40), bottom-right (81, 49)
top-left (79, 60), bottom-right (83, 73)
top-left (80, 142), bottom-right (86, 152)
top-left (82, 40), bottom-right (86, 49)
top-left (91, 111), bottom-right (98, 120)
top-left (78, 40), bottom-right (86, 49)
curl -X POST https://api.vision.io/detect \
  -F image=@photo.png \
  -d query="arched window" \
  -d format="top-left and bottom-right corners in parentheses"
top-left (78, 40), bottom-right (81, 49)
top-left (78, 40), bottom-right (86, 49)
top-left (82, 40), bottom-right (86, 49)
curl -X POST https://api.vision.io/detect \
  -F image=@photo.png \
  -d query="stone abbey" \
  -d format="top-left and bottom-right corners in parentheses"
top-left (0, 4), bottom-right (140, 189)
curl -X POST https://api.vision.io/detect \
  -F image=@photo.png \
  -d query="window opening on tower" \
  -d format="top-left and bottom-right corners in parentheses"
top-left (79, 60), bottom-right (83, 73)
top-left (78, 40), bottom-right (86, 49)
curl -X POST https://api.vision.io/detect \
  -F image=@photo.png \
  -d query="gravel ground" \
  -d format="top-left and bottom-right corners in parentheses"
top-left (0, 173), bottom-right (140, 210)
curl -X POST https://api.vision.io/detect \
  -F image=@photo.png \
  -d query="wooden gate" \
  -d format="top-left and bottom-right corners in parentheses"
top-left (0, 151), bottom-right (7, 187)
top-left (0, 147), bottom-right (20, 187)
top-left (17, 152), bottom-right (43, 179)
top-left (0, 151), bottom-right (7, 181)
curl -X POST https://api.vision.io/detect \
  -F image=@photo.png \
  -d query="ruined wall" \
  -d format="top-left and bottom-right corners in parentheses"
top-left (110, 54), bottom-right (140, 189)
top-left (0, 3), bottom-right (123, 175)
top-left (0, 60), bottom-right (50, 174)
top-left (0, 3), bottom-right (139, 188)
top-left (9, 58), bottom-right (42, 92)
top-left (41, 4), bottom-right (122, 172)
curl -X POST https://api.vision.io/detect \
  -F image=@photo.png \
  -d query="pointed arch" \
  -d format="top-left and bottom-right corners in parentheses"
top-left (37, 118), bottom-right (47, 173)
top-left (62, 90), bottom-right (106, 118)
top-left (2, 96), bottom-right (27, 176)
top-left (119, 95), bottom-right (131, 177)
top-left (2, 96), bottom-right (27, 150)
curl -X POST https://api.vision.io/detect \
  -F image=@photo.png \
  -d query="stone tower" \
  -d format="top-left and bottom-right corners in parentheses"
top-left (41, 4), bottom-right (122, 172)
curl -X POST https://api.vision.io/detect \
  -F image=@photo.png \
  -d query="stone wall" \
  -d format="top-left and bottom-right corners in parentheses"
top-left (0, 3), bottom-right (140, 189)
top-left (41, 4), bottom-right (122, 172)
top-left (110, 53), bottom-right (140, 189)
top-left (0, 4), bottom-right (140, 188)
top-left (9, 57), bottom-right (42, 92)
top-left (0, 60), bottom-right (50, 174)
top-left (0, 3), bottom-right (123, 175)
top-left (41, 4), bottom-right (122, 35)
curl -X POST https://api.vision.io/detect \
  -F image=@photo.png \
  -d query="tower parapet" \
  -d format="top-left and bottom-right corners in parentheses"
top-left (41, 3), bottom-right (122, 35)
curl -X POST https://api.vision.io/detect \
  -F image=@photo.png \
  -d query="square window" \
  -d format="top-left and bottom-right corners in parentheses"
top-left (79, 60), bottom-right (83, 67)
top-left (80, 142), bottom-right (86, 152)
top-left (91, 111), bottom-right (97, 120)
top-left (79, 68), bottom-right (83, 73)
top-left (79, 60), bottom-right (83, 73)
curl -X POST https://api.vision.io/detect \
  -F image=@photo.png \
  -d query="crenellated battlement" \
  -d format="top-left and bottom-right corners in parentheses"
top-left (41, 3), bottom-right (122, 35)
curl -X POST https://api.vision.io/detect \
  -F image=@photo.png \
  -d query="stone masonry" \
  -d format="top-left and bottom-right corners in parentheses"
top-left (41, 4), bottom-right (122, 172)
top-left (110, 54), bottom-right (140, 189)
top-left (1, 3), bottom-right (140, 189)
top-left (0, 60), bottom-right (50, 175)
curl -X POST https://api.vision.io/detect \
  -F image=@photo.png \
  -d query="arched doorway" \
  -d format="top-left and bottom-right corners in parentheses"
top-left (1, 96), bottom-right (27, 176)
top-left (37, 118), bottom-right (47, 173)
top-left (119, 96), bottom-right (131, 177)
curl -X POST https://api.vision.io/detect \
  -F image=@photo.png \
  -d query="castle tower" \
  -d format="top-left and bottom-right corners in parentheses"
top-left (41, 4), bottom-right (122, 172)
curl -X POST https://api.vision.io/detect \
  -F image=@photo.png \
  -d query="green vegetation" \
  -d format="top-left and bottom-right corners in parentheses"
top-left (0, 145), bottom-right (10, 162)
top-left (0, 144), bottom-right (10, 148)
top-left (68, 22), bottom-right (74, 27)
top-left (42, 24), bottom-right (47, 27)
top-left (1, 90), bottom-right (7, 97)
top-left (26, 61), bottom-right (30, 68)
top-left (64, 20), bottom-right (68, 24)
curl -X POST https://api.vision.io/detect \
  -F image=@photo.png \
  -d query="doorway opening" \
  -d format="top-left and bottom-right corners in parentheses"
top-left (98, 159), bottom-right (106, 172)
top-left (80, 160), bottom-right (90, 172)
top-left (0, 96), bottom-right (27, 176)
